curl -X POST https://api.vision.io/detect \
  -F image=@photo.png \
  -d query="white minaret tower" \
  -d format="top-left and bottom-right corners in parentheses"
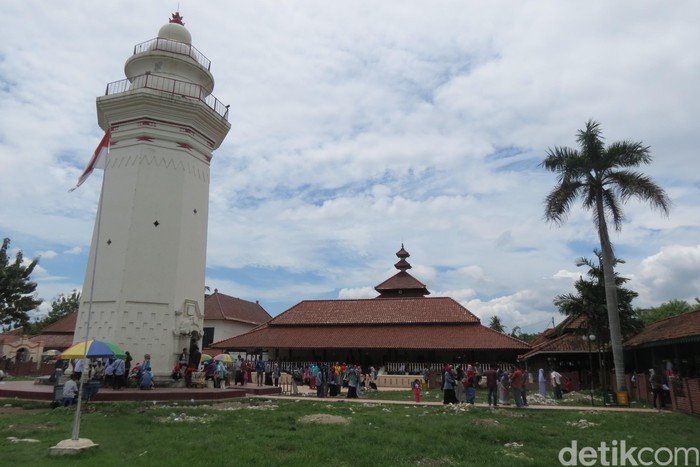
top-left (74, 12), bottom-right (230, 374)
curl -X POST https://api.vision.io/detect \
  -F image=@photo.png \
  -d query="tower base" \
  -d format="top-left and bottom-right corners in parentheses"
top-left (48, 438), bottom-right (99, 456)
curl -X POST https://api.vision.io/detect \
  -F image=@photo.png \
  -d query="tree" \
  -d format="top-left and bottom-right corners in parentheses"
top-left (27, 290), bottom-right (81, 334)
top-left (554, 251), bottom-right (643, 342)
top-left (0, 237), bottom-right (42, 330)
top-left (507, 325), bottom-right (540, 343)
top-left (489, 316), bottom-right (505, 333)
top-left (47, 290), bottom-right (81, 322)
top-left (637, 299), bottom-right (697, 325)
top-left (542, 120), bottom-right (670, 391)
top-left (514, 332), bottom-right (540, 344)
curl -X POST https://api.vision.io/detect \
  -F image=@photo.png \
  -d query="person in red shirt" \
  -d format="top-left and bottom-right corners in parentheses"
top-left (510, 364), bottom-right (525, 408)
top-left (485, 363), bottom-right (499, 407)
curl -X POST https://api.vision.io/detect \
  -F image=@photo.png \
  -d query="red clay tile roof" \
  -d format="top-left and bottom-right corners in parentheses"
top-left (521, 332), bottom-right (591, 359)
top-left (528, 315), bottom-right (589, 347)
top-left (269, 297), bottom-right (479, 326)
top-left (211, 296), bottom-right (529, 351)
top-left (28, 333), bottom-right (74, 349)
top-left (529, 328), bottom-right (555, 346)
top-left (21, 313), bottom-right (80, 350)
top-left (624, 309), bottom-right (700, 348)
top-left (212, 322), bottom-right (530, 351)
top-left (374, 271), bottom-right (430, 296)
top-left (38, 312), bottom-right (77, 334)
top-left (204, 291), bottom-right (272, 325)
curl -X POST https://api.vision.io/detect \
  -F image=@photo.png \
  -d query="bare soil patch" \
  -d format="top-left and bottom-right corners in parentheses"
top-left (208, 401), bottom-right (247, 410)
top-left (298, 413), bottom-right (350, 425)
top-left (415, 458), bottom-right (454, 466)
top-left (0, 405), bottom-right (46, 416)
top-left (473, 418), bottom-right (500, 427)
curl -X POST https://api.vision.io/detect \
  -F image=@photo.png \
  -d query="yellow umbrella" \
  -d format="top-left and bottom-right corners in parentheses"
top-left (214, 353), bottom-right (233, 363)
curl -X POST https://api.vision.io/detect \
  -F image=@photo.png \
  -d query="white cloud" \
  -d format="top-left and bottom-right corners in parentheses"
top-left (35, 250), bottom-right (57, 259)
top-left (552, 270), bottom-right (581, 281)
top-left (635, 245), bottom-right (700, 306)
top-left (1, 1), bottom-right (698, 328)
top-left (338, 287), bottom-right (376, 300)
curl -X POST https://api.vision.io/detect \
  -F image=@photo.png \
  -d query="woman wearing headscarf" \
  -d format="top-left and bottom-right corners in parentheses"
top-left (538, 368), bottom-right (546, 397)
top-left (442, 365), bottom-right (458, 404)
top-left (465, 364), bottom-right (476, 405)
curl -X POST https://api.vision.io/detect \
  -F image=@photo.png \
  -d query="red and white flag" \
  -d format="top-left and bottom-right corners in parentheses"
top-left (69, 129), bottom-right (110, 191)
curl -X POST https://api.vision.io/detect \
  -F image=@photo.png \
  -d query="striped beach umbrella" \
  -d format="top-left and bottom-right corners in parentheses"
top-left (59, 339), bottom-right (127, 359)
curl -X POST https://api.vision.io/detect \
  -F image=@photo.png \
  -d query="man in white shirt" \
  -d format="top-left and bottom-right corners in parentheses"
top-left (550, 370), bottom-right (563, 399)
top-left (62, 374), bottom-right (79, 406)
top-left (73, 358), bottom-right (85, 381)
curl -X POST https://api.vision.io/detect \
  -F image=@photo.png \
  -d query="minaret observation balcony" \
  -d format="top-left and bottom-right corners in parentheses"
top-left (133, 37), bottom-right (211, 71)
top-left (104, 73), bottom-right (229, 120)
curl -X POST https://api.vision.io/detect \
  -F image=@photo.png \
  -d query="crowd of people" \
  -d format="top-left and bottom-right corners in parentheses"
top-left (48, 348), bottom-right (676, 411)
top-left (53, 350), bottom-right (158, 403)
top-left (169, 352), bottom-right (382, 397)
top-left (288, 362), bottom-right (378, 398)
top-left (434, 363), bottom-right (578, 408)
top-left (172, 349), bottom-right (283, 390)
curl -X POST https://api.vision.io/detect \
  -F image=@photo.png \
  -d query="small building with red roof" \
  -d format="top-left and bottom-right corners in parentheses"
top-left (211, 245), bottom-right (530, 369)
top-left (201, 290), bottom-right (272, 350)
top-left (28, 312), bottom-right (78, 352)
top-left (624, 309), bottom-right (700, 377)
top-left (520, 314), bottom-right (604, 390)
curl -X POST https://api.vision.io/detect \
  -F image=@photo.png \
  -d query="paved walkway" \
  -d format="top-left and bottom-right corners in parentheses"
top-left (0, 380), bottom-right (661, 413)
top-left (0, 379), bottom-right (277, 402)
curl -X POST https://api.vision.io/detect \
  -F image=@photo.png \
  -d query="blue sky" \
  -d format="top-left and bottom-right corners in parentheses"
top-left (1, 1), bottom-right (699, 335)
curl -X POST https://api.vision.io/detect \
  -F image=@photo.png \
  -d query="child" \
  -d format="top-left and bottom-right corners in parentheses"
top-left (413, 379), bottom-right (421, 403)
top-left (171, 364), bottom-right (182, 380)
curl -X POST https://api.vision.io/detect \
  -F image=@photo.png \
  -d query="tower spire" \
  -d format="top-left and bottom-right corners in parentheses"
top-left (374, 245), bottom-right (430, 297)
top-left (169, 11), bottom-right (185, 25)
top-left (394, 243), bottom-right (411, 271)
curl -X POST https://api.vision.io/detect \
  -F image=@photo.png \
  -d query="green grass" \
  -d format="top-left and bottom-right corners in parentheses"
top-left (0, 397), bottom-right (697, 466)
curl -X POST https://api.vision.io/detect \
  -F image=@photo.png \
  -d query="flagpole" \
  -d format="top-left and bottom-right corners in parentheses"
top-left (71, 132), bottom-right (109, 441)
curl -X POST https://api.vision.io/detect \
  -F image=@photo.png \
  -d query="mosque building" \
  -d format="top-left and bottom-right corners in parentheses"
top-left (212, 245), bottom-right (531, 371)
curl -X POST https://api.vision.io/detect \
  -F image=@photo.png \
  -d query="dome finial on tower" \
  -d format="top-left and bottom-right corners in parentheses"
top-left (169, 11), bottom-right (185, 25)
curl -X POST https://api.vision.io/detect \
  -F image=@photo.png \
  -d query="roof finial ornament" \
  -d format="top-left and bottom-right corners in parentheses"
top-left (394, 244), bottom-right (411, 271)
top-left (169, 11), bottom-right (185, 25)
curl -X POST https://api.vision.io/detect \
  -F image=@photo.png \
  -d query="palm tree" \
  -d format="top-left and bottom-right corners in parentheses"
top-left (541, 120), bottom-right (670, 391)
top-left (489, 316), bottom-right (505, 333)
